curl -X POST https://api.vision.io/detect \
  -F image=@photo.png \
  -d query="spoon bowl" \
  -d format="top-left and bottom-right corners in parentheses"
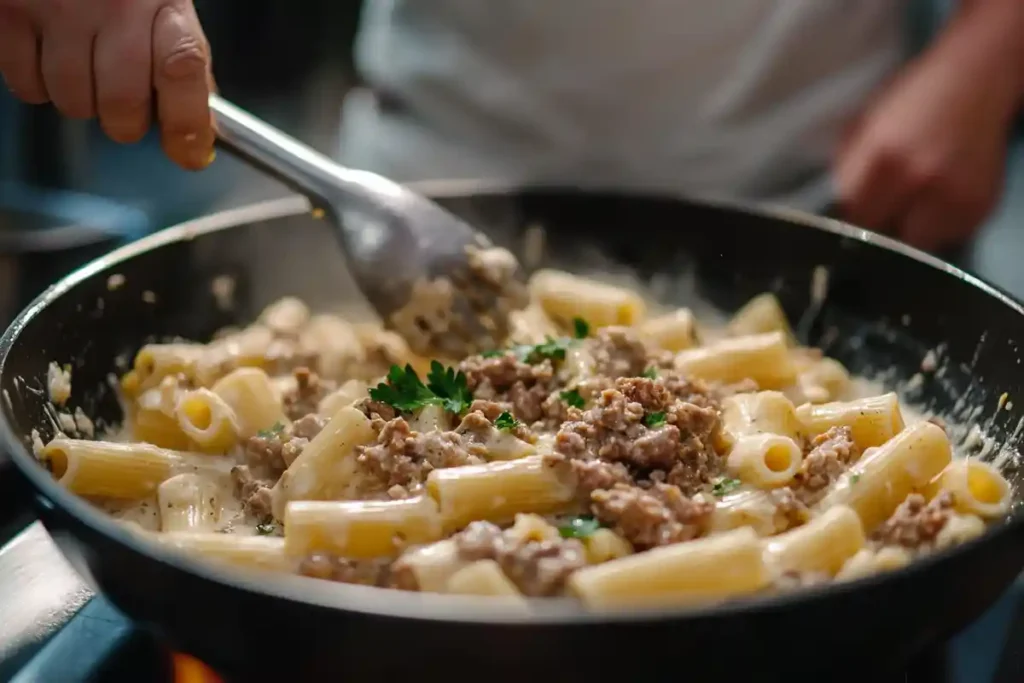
top-left (209, 95), bottom-right (527, 357)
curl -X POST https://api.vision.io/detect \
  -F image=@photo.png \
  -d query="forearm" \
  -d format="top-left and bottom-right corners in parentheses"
top-left (926, 0), bottom-right (1024, 125)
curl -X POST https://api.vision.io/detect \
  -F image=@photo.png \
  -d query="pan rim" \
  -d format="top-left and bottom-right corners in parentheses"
top-left (1, 183), bottom-right (1023, 627)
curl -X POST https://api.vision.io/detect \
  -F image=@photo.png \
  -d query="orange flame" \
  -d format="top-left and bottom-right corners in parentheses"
top-left (172, 653), bottom-right (223, 683)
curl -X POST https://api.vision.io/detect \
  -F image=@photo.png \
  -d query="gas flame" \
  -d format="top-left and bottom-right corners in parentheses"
top-left (172, 653), bottom-right (223, 683)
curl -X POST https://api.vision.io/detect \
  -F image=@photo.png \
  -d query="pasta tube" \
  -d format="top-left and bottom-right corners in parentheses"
top-left (815, 422), bottom-right (952, 531)
top-left (569, 527), bottom-right (768, 609)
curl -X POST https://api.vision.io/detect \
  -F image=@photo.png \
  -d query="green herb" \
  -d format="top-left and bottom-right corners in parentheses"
top-left (369, 364), bottom-right (438, 413)
top-left (559, 516), bottom-right (601, 539)
top-left (560, 389), bottom-right (585, 409)
top-left (494, 411), bottom-right (520, 432)
top-left (572, 317), bottom-right (590, 339)
top-left (850, 473), bottom-right (861, 485)
top-left (425, 360), bottom-right (474, 414)
top-left (369, 362), bottom-right (473, 415)
top-left (643, 411), bottom-right (667, 427)
top-left (711, 477), bottom-right (742, 496)
top-left (641, 367), bottom-right (658, 379)
top-left (483, 336), bottom-right (574, 365)
top-left (256, 522), bottom-right (277, 535)
top-left (257, 422), bottom-right (284, 439)
top-left (521, 337), bottom-right (568, 363)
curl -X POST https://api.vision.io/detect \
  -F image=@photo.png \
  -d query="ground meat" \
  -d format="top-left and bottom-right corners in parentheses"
top-left (463, 399), bottom-right (536, 442)
top-left (230, 465), bottom-right (274, 522)
top-left (770, 486), bottom-right (812, 530)
top-left (356, 417), bottom-right (484, 493)
top-left (872, 492), bottom-right (956, 549)
top-left (590, 482), bottom-right (713, 549)
top-left (299, 553), bottom-right (397, 587)
top-left (588, 327), bottom-right (650, 378)
top-left (452, 521), bottom-right (586, 596)
top-left (282, 367), bottom-right (335, 420)
top-left (543, 452), bottom-right (635, 496)
top-left (554, 377), bottom-right (723, 494)
top-left (356, 398), bottom-right (397, 424)
top-left (793, 426), bottom-right (859, 505)
top-left (243, 413), bottom-right (326, 475)
top-left (458, 354), bottom-right (555, 423)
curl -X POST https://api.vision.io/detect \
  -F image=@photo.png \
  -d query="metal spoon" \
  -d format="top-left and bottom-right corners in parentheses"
top-left (208, 94), bottom-right (527, 358)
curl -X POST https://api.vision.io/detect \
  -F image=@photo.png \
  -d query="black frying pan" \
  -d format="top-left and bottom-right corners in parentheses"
top-left (1, 188), bottom-right (1024, 682)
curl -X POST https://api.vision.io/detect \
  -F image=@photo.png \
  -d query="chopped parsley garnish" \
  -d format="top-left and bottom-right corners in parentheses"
top-left (257, 422), bottom-right (284, 439)
top-left (711, 477), bottom-right (742, 496)
top-left (641, 367), bottom-right (658, 379)
top-left (559, 516), bottom-right (601, 539)
top-left (256, 522), bottom-right (277, 535)
top-left (560, 389), bottom-right (585, 409)
top-left (425, 360), bottom-right (474, 414)
top-left (572, 317), bottom-right (590, 339)
top-left (850, 473), bottom-right (861, 485)
top-left (483, 332), bottom-right (584, 365)
top-left (643, 411), bottom-right (667, 427)
top-left (521, 337), bottom-right (568, 363)
top-left (369, 362), bottom-right (473, 415)
top-left (494, 411), bottom-right (520, 432)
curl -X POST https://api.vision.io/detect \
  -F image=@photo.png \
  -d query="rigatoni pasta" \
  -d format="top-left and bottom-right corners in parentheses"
top-left (33, 276), bottom-right (1014, 609)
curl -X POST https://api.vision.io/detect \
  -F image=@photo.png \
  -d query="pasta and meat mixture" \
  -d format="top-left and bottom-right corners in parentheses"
top-left (37, 270), bottom-right (1013, 609)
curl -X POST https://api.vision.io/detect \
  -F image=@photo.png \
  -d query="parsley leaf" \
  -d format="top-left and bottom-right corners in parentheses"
top-left (850, 473), bottom-right (861, 485)
top-left (494, 411), bottom-right (520, 432)
top-left (559, 516), bottom-right (601, 539)
top-left (522, 337), bottom-right (568, 363)
top-left (369, 363), bottom-right (473, 415)
top-left (643, 411), bottom-right (667, 427)
top-left (711, 477), bottom-right (742, 496)
top-left (256, 522), bottom-right (277, 535)
top-left (368, 364), bottom-right (438, 413)
top-left (641, 367), bottom-right (658, 379)
top-left (426, 360), bottom-right (473, 414)
top-left (572, 317), bottom-right (590, 339)
top-left (482, 336), bottom-right (573, 365)
top-left (257, 422), bottom-right (284, 439)
top-left (560, 389), bottom-right (585, 409)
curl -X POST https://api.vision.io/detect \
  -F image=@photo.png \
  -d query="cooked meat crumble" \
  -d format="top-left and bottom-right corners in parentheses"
top-left (356, 417), bottom-right (485, 494)
top-left (453, 520), bottom-right (586, 596)
top-left (591, 482), bottom-right (713, 549)
top-left (872, 492), bottom-right (956, 550)
top-left (282, 367), bottom-right (336, 420)
top-left (553, 376), bottom-right (723, 494)
top-left (793, 426), bottom-right (859, 505)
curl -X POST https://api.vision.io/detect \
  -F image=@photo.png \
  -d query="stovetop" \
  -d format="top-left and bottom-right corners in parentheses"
top-left (0, 522), bottom-right (1021, 683)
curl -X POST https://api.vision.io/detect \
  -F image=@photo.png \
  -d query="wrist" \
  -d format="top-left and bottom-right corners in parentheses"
top-left (942, 0), bottom-right (1024, 121)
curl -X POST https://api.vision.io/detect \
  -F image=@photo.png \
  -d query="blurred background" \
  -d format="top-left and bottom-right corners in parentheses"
top-left (0, 0), bottom-right (1020, 327)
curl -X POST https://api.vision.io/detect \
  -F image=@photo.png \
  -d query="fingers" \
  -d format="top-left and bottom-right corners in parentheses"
top-left (152, 1), bottom-right (214, 170)
top-left (0, 8), bottom-right (48, 104)
top-left (39, 17), bottom-right (96, 119)
top-left (835, 144), bottom-right (911, 234)
top-left (94, 5), bottom-right (156, 144)
top-left (898, 182), bottom-right (996, 252)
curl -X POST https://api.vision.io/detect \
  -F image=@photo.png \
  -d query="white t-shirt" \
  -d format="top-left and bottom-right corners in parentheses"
top-left (339, 0), bottom-right (909, 210)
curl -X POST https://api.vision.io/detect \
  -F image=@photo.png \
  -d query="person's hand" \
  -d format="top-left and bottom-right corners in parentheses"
top-left (0, 0), bottom-right (215, 170)
top-left (835, 3), bottom-right (1023, 252)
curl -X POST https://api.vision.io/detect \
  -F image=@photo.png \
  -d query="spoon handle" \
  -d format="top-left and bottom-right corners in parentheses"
top-left (208, 94), bottom-right (397, 215)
